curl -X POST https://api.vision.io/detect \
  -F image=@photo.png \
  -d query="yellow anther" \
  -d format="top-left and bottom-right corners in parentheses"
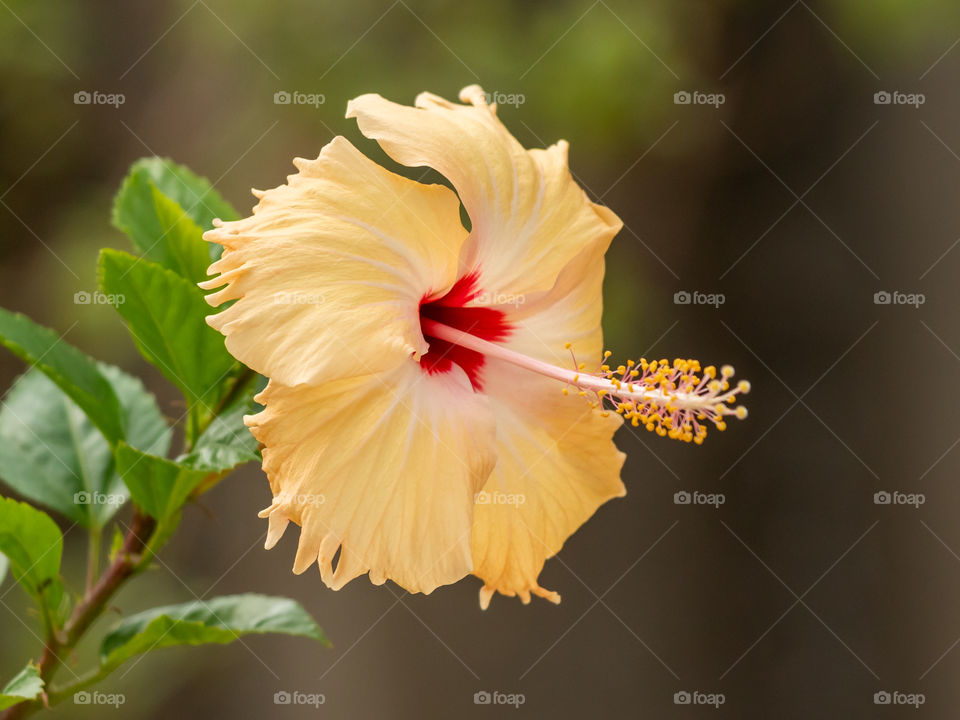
top-left (562, 344), bottom-right (748, 445)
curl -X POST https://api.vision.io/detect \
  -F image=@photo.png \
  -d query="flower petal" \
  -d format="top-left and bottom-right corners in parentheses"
top-left (503, 239), bottom-right (609, 366)
top-left (251, 361), bottom-right (497, 594)
top-left (471, 364), bottom-right (625, 608)
top-left (470, 237), bottom-right (625, 606)
top-left (346, 87), bottom-right (621, 298)
top-left (201, 136), bottom-right (467, 385)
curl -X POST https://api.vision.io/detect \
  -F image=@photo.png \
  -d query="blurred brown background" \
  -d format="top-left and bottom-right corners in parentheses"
top-left (2, 0), bottom-right (960, 717)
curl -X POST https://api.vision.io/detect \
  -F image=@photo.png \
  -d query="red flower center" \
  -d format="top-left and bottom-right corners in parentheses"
top-left (418, 271), bottom-right (511, 391)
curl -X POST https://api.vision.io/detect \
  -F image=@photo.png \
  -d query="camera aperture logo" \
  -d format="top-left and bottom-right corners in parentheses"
top-left (74, 691), bottom-right (125, 707)
top-left (674, 490), bottom-right (725, 509)
top-left (473, 690), bottom-right (525, 708)
top-left (674, 290), bottom-right (725, 308)
top-left (273, 690), bottom-right (325, 707)
top-left (873, 290), bottom-right (924, 308)
top-left (74, 90), bottom-right (125, 108)
top-left (674, 90), bottom-right (725, 108)
top-left (874, 690), bottom-right (925, 708)
top-left (274, 91), bottom-right (325, 108)
top-left (873, 490), bottom-right (925, 509)
top-left (674, 690), bottom-right (725, 708)
top-left (873, 90), bottom-right (925, 108)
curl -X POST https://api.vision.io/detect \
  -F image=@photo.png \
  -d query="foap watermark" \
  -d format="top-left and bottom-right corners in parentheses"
top-left (473, 690), bottom-right (525, 708)
top-left (74, 290), bottom-right (124, 306)
top-left (674, 690), bottom-right (725, 708)
top-left (873, 90), bottom-right (925, 108)
top-left (674, 490), bottom-right (725, 509)
top-left (74, 90), bottom-right (125, 108)
top-left (674, 290), bottom-right (725, 308)
top-left (484, 91), bottom-right (525, 108)
top-left (273, 690), bottom-right (325, 707)
top-left (874, 690), bottom-right (925, 708)
top-left (674, 90), bottom-right (725, 108)
top-left (873, 290), bottom-right (925, 308)
top-left (475, 490), bottom-right (525, 507)
top-left (74, 491), bottom-right (125, 507)
top-left (284, 493), bottom-right (325, 507)
top-left (74, 691), bottom-right (125, 708)
top-left (873, 490), bottom-right (925, 509)
top-left (272, 291), bottom-right (324, 306)
top-left (475, 290), bottom-right (525, 308)
top-left (274, 91), bottom-right (325, 108)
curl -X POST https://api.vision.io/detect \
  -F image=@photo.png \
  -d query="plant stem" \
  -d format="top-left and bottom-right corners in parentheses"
top-left (0, 370), bottom-right (258, 720)
top-left (212, 368), bottom-right (257, 420)
top-left (0, 510), bottom-right (156, 720)
top-left (85, 528), bottom-right (101, 595)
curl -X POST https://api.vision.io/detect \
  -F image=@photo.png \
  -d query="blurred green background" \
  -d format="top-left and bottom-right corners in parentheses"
top-left (3, 0), bottom-right (960, 717)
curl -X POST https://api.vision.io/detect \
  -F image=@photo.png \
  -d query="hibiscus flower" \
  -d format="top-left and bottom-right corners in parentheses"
top-left (199, 85), bottom-right (748, 608)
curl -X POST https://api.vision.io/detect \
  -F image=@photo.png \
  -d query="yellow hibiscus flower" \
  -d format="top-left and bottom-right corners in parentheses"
top-left (199, 85), bottom-right (748, 608)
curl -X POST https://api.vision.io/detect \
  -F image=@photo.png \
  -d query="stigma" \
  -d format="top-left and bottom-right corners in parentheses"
top-left (420, 319), bottom-right (749, 444)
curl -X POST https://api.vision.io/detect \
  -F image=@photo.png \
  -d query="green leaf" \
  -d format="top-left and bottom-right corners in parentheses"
top-left (113, 157), bottom-right (239, 232)
top-left (0, 664), bottom-right (43, 711)
top-left (0, 497), bottom-right (62, 599)
top-left (179, 372), bottom-right (263, 472)
top-left (0, 552), bottom-right (8, 585)
top-left (112, 176), bottom-right (211, 282)
top-left (0, 366), bottom-right (170, 528)
top-left (115, 444), bottom-right (208, 521)
top-left (98, 249), bottom-right (237, 432)
top-left (113, 157), bottom-right (239, 262)
top-left (100, 594), bottom-right (328, 671)
top-left (107, 525), bottom-right (124, 564)
top-left (0, 308), bottom-right (125, 445)
top-left (101, 363), bottom-right (172, 457)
